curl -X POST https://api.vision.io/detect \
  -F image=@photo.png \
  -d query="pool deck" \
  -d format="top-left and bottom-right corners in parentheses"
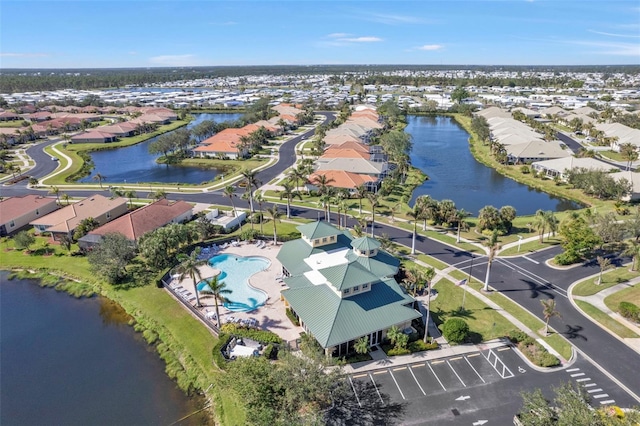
top-left (172, 240), bottom-right (304, 344)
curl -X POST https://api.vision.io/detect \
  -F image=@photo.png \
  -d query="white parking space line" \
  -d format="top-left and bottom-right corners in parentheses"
top-left (522, 255), bottom-right (539, 264)
top-left (576, 378), bottom-right (591, 382)
top-left (483, 348), bottom-right (515, 379)
top-left (566, 368), bottom-right (580, 372)
top-left (600, 400), bottom-right (616, 405)
top-left (571, 373), bottom-right (586, 377)
top-left (584, 383), bottom-right (597, 387)
top-left (388, 369), bottom-right (405, 400)
top-left (369, 373), bottom-right (384, 404)
top-left (409, 366), bottom-right (426, 396)
top-left (587, 388), bottom-right (603, 393)
top-left (465, 356), bottom-right (486, 383)
top-left (447, 360), bottom-right (466, 387)
top-left (348, 376), bottom-right (362, 408)
top-left (428, 362), bottom-right (446, 391)
top-left (593, 394), bottom-right (610, 399)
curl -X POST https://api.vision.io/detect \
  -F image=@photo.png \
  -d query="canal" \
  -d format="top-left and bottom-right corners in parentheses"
top-left (407, 115), bottom-right (582, 216)
top-left (0, 271), bottom-right (207, 425)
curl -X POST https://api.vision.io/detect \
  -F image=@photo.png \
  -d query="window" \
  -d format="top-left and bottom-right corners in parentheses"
top-left (9, 220), bottom-right (15, 228)
top-left (369, 249), bottom-right (375, 255)
top-left (314, 239), bottom-right (320, 245)
top-left (322, 237), bottom-right (327, 243)
top-left (363, 283), bottom-right (369, 289)
top-left (343, 289), bottom-right (350, 295)
top-left (330, 235), bottom-right (335, 241)
top-left (353, 285), bottom-right (359, 292)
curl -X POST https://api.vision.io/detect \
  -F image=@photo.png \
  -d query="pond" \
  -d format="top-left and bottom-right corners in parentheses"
top-left (80, 113), bottom-right (242, 185)
top-left (407, 115), bottom-right (582, 216)
top-left (0, 271), bottom-right (207, 426)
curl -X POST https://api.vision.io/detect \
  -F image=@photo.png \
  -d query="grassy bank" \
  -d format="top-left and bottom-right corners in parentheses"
top-left (0, 235), bottom-right (239, 424)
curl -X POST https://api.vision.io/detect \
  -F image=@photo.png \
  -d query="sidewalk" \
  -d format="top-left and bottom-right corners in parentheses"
top-left (572, 277), bottom-right (640, 353)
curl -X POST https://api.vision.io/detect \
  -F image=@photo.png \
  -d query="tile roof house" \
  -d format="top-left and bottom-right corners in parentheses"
top-left (0, 195), bottom-right (59, 237)
top-left (316, 158), bottom-right (388, 179)
top-left (71, 130), bottom-right (118, 143)
top-left (30, 194), bottom-right (128, 242)
top-left (277, 221), bottom-right (421, 357)
top-left (307, 170), bottom-right (377, 193)
top-left (77, 199), bottom-right (193, 249)
top-left (193, 127), bottom-right (251, 159)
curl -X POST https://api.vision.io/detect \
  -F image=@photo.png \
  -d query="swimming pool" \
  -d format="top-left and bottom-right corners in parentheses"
top-left (207, 254), bottom-right (270, 312)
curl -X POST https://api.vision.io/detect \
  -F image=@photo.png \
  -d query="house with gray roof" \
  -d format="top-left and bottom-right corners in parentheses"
top-left (277, 221), bottom-right (421, 357)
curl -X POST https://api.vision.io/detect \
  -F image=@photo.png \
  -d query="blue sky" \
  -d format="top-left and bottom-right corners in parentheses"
top-left (2, 1), bottom-right (639, 68)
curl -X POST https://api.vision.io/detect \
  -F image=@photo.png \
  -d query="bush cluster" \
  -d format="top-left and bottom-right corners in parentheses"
top-left (387, 347), bottom-right (411, 356)
top-left (518, 341), bottom-right (560, 367)
top-left (220, 323), bottom-right (282, 344)
top-left (285, 308), bottom-right (300, 326)
top-left (212, 332), bottom-right (232, 369)
top-left (442, 318), bottom-right (470, 344)
top-left (262, 344), bottom-right (278, 360)
top-left (619, 302), bottom-right (640, 322)
top-left (408, 339), bottom-right (439, 352)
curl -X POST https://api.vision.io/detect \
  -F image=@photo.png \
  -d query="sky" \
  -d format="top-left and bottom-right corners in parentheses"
top-left (2, 1), bottom-right (639, 69)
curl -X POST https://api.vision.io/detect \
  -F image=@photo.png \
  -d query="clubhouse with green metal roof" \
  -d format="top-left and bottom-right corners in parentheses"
top-left (277, 221), bottom-right (422, 357)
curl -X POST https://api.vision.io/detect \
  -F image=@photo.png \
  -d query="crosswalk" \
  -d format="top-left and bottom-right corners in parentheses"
top-left (565, 367), bottom-right (616, 406)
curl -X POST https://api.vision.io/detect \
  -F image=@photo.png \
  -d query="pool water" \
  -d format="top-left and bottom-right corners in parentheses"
top-left (208, 254), bottom-right (269, 312)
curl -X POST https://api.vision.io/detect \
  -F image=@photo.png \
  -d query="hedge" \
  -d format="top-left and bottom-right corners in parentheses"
top-left (619, 302), bottom-right (640, 322)
top-left (285, 308), bottom-right (300, 326)
top-left (212, 332), bottom-right (232, 369)
top-left (220, 323), bottom-right (282, 344)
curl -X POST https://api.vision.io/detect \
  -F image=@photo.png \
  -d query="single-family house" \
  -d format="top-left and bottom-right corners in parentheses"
top-left (506, 140), bottom-right (571, 164)
top-left (71, 130), bottom-right (118, 144)
top-left (307, 170), bottom-right (378, 194)
top-left (531, 157), bottom-right (615, 180)
top-left (0, 195), bottom-right (59, 237)
top-left (30, 194), bottom-right (128, 242)
top-left (77, 199), bottom-right (193, 249)
top-left (277, 221), bottom-right (422, 357)
top-left (315, 158), bottom-right (388, 180)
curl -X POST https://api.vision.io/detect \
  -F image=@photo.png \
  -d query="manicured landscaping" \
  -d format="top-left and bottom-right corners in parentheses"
top-left (574, 300), bottom-right (640, 339)
top-left (572, 267), bottom-right (639, 297)
top-left (604, 284), bottom-right (640, 315)
top-left (499, 237), bottom-right (561, 257)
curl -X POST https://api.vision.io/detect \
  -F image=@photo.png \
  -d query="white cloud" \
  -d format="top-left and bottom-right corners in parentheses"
top-left (588, 30), bottom-right (640, 38)
top-left (340, 36), bottom-right (382, 43)
top-left (0, 52), bottom-right (49, 57)
top-left (327, 33), bottom-right (351, 39)
top-left (149, 54), bottom-right (199, 66)
top-left (417, 44), bottom-right (444, 51)
top-left (365, 12), bottom-right (423, 25)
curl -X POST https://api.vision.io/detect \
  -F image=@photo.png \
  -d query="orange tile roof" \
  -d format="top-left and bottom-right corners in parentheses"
top-left (321, 148), bottom-right (369, 160)
top-left (332, 141), bottom-right (369, 152)
top-left (309, 170), bottom-right (375, 190)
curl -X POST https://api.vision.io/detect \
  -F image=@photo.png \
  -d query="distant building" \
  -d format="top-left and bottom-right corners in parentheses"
top-left (0, 195), bottom-right (59, 237)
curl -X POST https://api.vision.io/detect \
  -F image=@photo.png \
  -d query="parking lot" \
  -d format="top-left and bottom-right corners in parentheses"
top-left (349, 345), bottom-right (530, 405)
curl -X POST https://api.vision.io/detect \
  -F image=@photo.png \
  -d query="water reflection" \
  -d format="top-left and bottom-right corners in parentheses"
top-left (407, 115), bottom-right (582, 216)
top-left (80, 113), bottom-right (242, 185)
top-left (99, 297), bottom-right (133, 326)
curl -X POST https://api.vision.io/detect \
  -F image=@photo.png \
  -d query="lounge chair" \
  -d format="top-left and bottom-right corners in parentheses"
top-left (227, 316), bottom-right (236, 323)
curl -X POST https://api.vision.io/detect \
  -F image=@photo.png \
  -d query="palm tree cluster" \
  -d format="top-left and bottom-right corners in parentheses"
top-left (477, 205), bottom-right (517, 234)
top-left (532, 209), bottom-right (559, 243)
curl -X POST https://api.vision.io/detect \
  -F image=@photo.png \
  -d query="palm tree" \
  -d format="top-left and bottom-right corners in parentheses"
top-left (313, 173), bottom-right (334, 196)
top-left (61, 193), bottom-right (71, 205)
top-left (149, 189), bottom-right (167, 200)
top-left (240, 169), bottom-right (260, 213)
top-left (367, 192), bottom-right (379, 237)
top-left (390, 203), bottom-right (401, 223)
top-left (454, 209), bottom-right (470, 243)
top-left (354, 336), bottom-right (369, 355)
top-left (254, 192), bottom-right (265, 235)
top-left (92, 173), bottom-right (106, 189)
top-left (124, 190), bottom-right (136, 209)
top-left (483, 230), bottom-right (500, 292)
top-left (287, 167), bottom-right (306, 191)
top-left (620, 143), bottom-right (639, 171)
top-left (596, 255), bottom-right (612, 285)
top-left (176, 249), bottom-right (207, 308)
top-left (533, 209), bottom-right (547, 243)
top-left (386, 325), bottom-right (401, 347)
top-left (623, 240), bottom-right (640, 271)
top-left (541, 299), bottom-right (561, 336)
top-left (266, 205), bottom-right (282, 245)
top-left (354, 184), bottom-right (366, 215)
top-left (224, 185), bottom-right (237, 217)
top-left (49, 186), bottom-right (60, 205)
top-left (204, 274), bottom-right (232, 328)
top-left (279, 181), bottom-right (301, 219)
top-left (423, 267), bottom-right (436, 343)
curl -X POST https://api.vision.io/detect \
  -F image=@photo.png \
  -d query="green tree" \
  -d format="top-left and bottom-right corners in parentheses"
top-left (48, 185), bottom-right (60, 204)
top-left (87, 233), bottom-right (136, 284)
top-left (224, 185), bottom-right (237, 217)
top-left (204, 274), bottom-right (231, 328)
top-left (442, 318), bottom-right (469, 344)
top-left (353, 184), bottom-right (366, 215)
top-left (266, 205), bottom-right (282, 245)
top-left (354, 336), bottom-right (369, 355)
top-left (386, 325), bottom-right (402, 347)
top-left (478, 205), bottom-right (502, 232)
top-left (541, 299), bottom-right (561, 336)
top-left (407, 206), bottom-right (423, 255)
top-left (596, 255), bottom-right (612, 285)
top-left (92, 173), bottom-right (106, 189)
top-left (499, 205), bottom-right (517, 233)
top-left (483, 230), bottom-right (500, 291)
top-left (451, 86), bottom-right (470, 104)
top-left (279, 181), bottom-right (302, 219)
top-left (176, 249), bottom-right (207, 308)
top-left (73, 217), bottom-right (99, 241)
top-left (623, 240), bottom-right (640, 271)
top-left (254, 192), bottom-right (265, 235)
top-left (423, 267), bottom-right (436, 343)
top-left (367, 192), bottom-right (380, 237)
top-left (240, 169), bottom-right (260, 213)
top-left (556, 214), bottom-right (602, 265)
top-left (124, 189), bottom-right (136, 209)
top-left (14, 231), bottom-right (35, 251)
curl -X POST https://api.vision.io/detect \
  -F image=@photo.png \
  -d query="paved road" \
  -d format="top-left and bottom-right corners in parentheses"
top-left (352, 346), bottom-right (635, 425)
top-left (2, 112), bottom-right (640, 405)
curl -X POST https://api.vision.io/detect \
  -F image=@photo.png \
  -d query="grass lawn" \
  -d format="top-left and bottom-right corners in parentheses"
top-left (430, 279), bottom-right (514, 342)
top-left (499, 237), bottom-right (561, 257)
top-left (415, 254), bottom-right (450, 271)
top-left (604, 284), bottom-right (640, 312)
top-left (599, 150), bottom-right (626, 162)
top-left (0, 235), bottom-right (247, 425)
top-left (574, 300), bottom-right (640, 339)
top-left (572, 267), bottom-right (639, 297)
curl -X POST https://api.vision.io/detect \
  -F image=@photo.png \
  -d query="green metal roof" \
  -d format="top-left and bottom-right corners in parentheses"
top-left (345, 249), bottom-right (399, 278)
top-left (320, 261), bottom-right (379, 291)
top-left (296, 221), bottom-right (340, 240)
top-left (276, 239), bottom-right (314, 276)
top-left (282, 279), bottom-right (421, 348)
top-left (350, 236), bottom-right (381, 252)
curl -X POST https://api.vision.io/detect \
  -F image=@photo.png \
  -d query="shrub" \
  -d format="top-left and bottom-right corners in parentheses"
top-left (285, 308), bottom-right (300, 326)
top-left (520, 165), bottom-right (530, 174)
top-left (387, 347), bottom-right (411, 356)
top-left (407, 339), bottom-right (439, 352)
top-left (442, 318), bottom-right (469, 344)
top-left (212, 332), bottom-right (232, 369)
top-left (517, 340), bottom-right (560, 367)
top-left (619, 302), bottom-right (640, 322)
top-left (507, 330), bottom-right (529, 344)
top-left (262, 344), bottom-right (278, 360)
top-left (220, 323), bottom-right (282, 344)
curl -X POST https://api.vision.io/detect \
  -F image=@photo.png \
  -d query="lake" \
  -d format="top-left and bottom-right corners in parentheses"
top-left (0, 271), bottom-right (207, 426)
top-left (80, 113), bottom-right (242, 185)
top-left (407, 115), bottom-right (582, 216)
